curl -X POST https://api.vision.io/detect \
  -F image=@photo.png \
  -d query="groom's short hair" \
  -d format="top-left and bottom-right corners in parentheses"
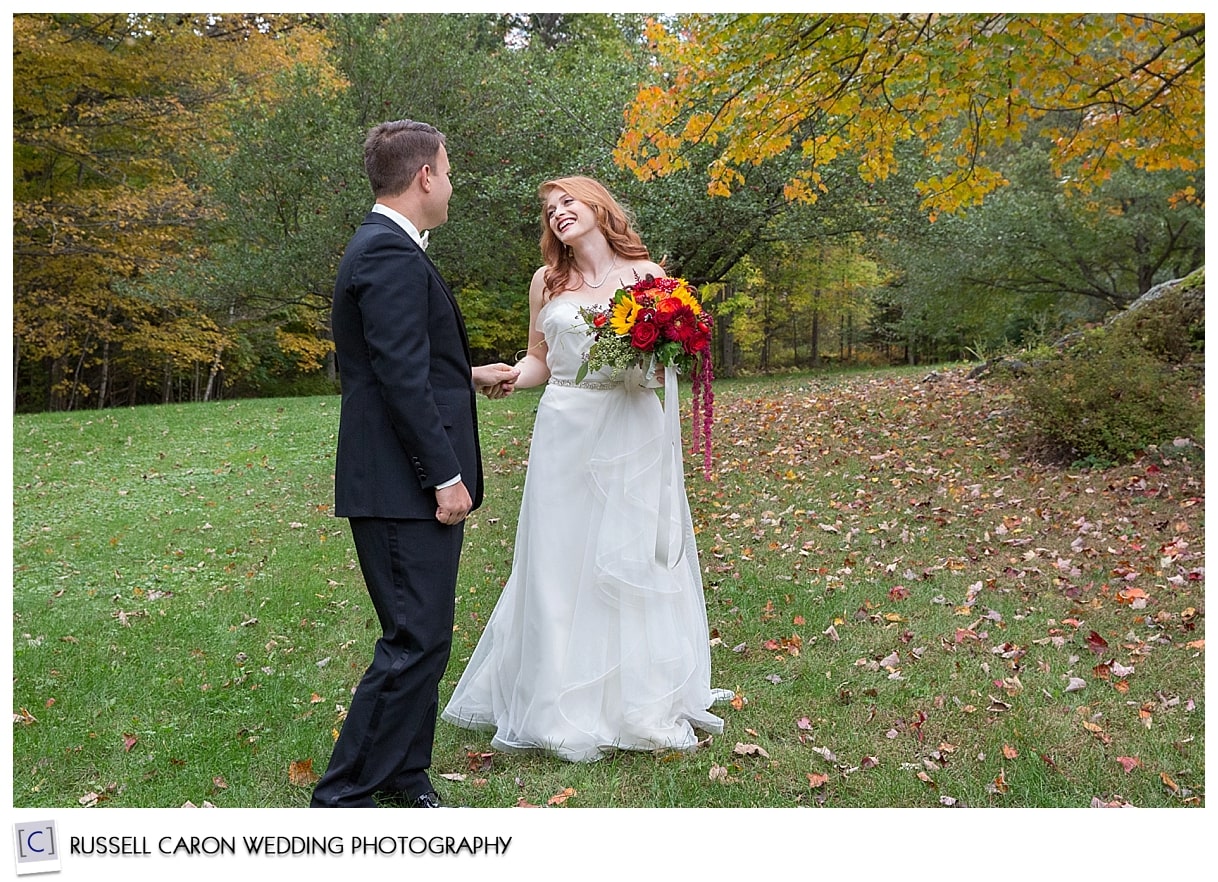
top-left (364, 120), bottom-right (446, 198)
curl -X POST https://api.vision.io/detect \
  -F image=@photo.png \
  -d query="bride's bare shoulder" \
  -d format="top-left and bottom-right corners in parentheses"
top-left (633, 260), bottom-right (668, 279)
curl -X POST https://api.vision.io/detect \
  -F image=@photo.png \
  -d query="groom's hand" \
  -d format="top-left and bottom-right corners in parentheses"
top-left (435, 481), bottom-right (473, 525)
top-left (473, 363), bottom-right (519, 398)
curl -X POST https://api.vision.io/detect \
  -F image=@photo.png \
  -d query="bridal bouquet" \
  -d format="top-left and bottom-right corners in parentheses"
top-left (576, 275), bottom-right (715, 477)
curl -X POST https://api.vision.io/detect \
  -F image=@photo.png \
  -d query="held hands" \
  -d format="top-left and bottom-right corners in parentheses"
top-left (473, 362), bottom-right (520, 400)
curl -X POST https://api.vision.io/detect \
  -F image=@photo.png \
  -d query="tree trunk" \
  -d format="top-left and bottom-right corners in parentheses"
top-left (98, 337), bottom-right (111, 409)
top-left (811, 306), bottom-right (821, 368)
top-left (203, 347), bottom-right (224, 402)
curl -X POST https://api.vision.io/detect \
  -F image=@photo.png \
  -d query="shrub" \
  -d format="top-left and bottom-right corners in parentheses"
top-left (1108, 287), bottom-right (1205, 364)
top-left (1011, 328), bottom-right (1202, 464)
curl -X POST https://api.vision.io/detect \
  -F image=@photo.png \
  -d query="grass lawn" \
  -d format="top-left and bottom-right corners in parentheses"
top-left (11, 365), bottom-right (1204, 810)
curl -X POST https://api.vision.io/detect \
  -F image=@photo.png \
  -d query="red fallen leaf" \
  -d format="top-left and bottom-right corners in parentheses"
top-left (806, 772), bottom-right (829, 789)
top-left (793, 615), bottom-right (805, 625)
top-left (1002, 744), bottom-right (1019, 759)
top-left (288, 758), bottom-right (319, 787)
top-left (547, 787), bottom-right (576, 806)
top-left (1040, 754), bottom-right (1058, 770)
top-left (860, 755), bottom-right (879, 770)
top-left (796, 716), bottom-right (813, 731)
top-left (988, 770), bottom-right (1009, 794)
top-left (888, 585), bottom-right (909, 600)
top-left (466, 750), bottom-right (495, 772)
top-left (1116, 756), bottom-right (1141, 773)
top-left (1085, 631), bottom-right (1110, 654)
top-left (122, 734), bottom-right (138, 752)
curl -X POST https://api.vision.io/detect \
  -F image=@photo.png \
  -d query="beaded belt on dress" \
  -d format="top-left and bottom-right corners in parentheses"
top-left (548, 378), bottom-right (618, 390)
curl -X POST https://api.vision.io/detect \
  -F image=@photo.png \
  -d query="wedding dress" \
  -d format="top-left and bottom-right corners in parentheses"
top-left (441, 296), bottom-right (724, 761)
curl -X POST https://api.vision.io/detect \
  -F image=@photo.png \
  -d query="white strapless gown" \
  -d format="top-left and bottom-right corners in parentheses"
top-left (441, 297), bottom-right (724, 761)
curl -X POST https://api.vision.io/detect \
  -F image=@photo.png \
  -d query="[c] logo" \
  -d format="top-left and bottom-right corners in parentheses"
top-left (12, 820), bottom-right (61, 876)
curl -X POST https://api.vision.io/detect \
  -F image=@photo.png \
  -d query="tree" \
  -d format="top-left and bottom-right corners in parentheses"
top-left (616, 14), bottom-right (1204, 218)
top-left (12, 13), bottom-right (332, 410)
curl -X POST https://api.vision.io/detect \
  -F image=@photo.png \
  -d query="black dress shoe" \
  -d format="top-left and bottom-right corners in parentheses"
top-left (412, 790), bottom-right (443, 808)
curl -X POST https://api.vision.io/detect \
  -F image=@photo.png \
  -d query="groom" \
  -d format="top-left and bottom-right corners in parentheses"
top-left (311, 120), bottom-right (517, 808)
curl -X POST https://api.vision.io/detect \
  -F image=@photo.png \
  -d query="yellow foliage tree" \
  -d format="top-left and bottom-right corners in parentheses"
top-left (12, 13), bottom-right (333, 409)
top-left (616, 13), bottom-right (1204, 218)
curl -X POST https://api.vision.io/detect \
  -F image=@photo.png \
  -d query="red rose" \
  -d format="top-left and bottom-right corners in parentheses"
top-left (630, 320), bottom-right (660, 350)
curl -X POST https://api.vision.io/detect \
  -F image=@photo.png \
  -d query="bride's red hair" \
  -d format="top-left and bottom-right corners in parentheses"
top-left (538, 177), bottom-right (651, 300)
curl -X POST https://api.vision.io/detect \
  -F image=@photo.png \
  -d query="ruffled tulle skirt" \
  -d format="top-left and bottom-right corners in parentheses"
top-left (442, 371), bottom-right (723, 762)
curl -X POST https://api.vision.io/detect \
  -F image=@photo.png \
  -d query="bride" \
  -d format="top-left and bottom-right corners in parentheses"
top-left (441, 176), bottom-right (724, 762)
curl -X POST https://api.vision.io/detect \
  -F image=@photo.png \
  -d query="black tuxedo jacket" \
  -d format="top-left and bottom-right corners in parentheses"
top-left (331, 212), bottom-right (483, 519)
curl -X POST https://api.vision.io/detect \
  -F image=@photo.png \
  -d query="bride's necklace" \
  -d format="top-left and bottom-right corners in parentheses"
top-left (582, 256), bottom-right (618, 289)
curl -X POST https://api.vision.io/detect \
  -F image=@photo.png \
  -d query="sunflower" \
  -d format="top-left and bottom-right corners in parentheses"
top-left (666, 281), bottom-right (703, 315)
top-left (609, 293), bottom-right (641, 335)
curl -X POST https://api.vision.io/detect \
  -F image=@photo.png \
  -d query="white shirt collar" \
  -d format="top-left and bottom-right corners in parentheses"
top-left (371, 203), bottom-right (429, 250)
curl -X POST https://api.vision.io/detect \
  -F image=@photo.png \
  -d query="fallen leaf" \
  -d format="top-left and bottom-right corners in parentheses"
top-left (438, 773), bottom-right (467, 782)
top-left (812, 746), bottom-right (839, 763)
top-left (1085, 630), bottom-right (1110, 654)
top-left (733, 742), bottom-right (770, 759)
top-left (1160, 772), bottom-right (1179, 793)
top-left (1002, 744), bottom-right (1018, 759)
top-left (288, 758), bottom-right (319, 787)
top-left (123, 734), bottom-right (138, 752)
top-left (796, 716), bottom-right (813, 731)
top-left (212, 776), bottom-right (228, 790)
top-left (547, 787), bottom-right (576, 806)
top-left (466, 750), bottom-right (495, 772)
top-left (986, 770), bottom-right (1008, 794)
top-left (1065, 677), bottom-right (1087, 692)
top-left (806, 772), bottom-right (829, 789)
top-left (709, 764), bottom-right (729, 782)
top-left (1116, 756), bottom-right (1141, 773)
top-left (860, 755), bottom-right (879, 770)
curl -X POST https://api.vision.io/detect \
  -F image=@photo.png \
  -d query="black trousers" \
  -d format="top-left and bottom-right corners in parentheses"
top-left (311, 516), bottom-right (463, 807)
